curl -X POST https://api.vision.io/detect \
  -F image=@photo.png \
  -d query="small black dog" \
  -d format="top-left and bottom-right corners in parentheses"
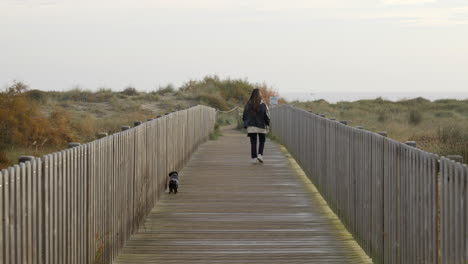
top-left (168, 171), bottom-right (179, 194)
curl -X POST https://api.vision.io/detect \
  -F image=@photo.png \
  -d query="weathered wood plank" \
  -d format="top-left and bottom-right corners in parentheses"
top-left (115, 128), bottom-right (372, 264)
top-left (0, 170), bottom-right (5, 263)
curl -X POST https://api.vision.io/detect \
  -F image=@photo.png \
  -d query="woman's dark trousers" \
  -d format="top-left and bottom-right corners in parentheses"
top-left (248, 133), bottom-right (265, 158)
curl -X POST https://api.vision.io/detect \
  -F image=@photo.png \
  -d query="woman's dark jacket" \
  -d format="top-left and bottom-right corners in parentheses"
top-left (242, 102), bottom-right (270, 129)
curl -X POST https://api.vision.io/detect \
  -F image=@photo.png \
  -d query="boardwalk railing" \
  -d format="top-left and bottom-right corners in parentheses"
top-left (0, 105), bottom-right (216, 264)
top-left (271, 105), bottom-right (467, 264)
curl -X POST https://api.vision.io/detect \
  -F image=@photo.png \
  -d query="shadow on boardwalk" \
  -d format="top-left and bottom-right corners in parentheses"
top-left (115, 127), bottom-right (372, 263)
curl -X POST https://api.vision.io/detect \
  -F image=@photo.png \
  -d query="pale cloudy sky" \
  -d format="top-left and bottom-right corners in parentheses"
top-left (1, 0), bottom-right (467, 96)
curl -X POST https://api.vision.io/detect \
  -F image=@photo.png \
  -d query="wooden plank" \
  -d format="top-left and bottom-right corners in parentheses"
top-left (421, 152), bottom-right (426, 263)
top-left (386, 140), bottom-right (394, 264)
top-left (455, 162), bottom-right (461, 263)
top-left (0, 106), bottom-right (220, 263)
top-left (12, 165), bottom-right (20, 264)
top-left (57, 152), bottom-right (64, 264)
top-left (464, 164), bottom-right (468, 263)
top-left (80, 145), bottom-right (86, 264)
top-left (444, 158), bottom-right (453, 264)
top-left (42, 155), bottom-right (49, 264)
top-left (25, 160), bottom-right (32, 263)
top-left (35, 158), bottom-right (46, 264)
top-left (19, 163), bottom-right (26, 264)
top-left (422, 153), bottom-right (427, 264)
top-left (78, 145), bottom-right (83, 264)
top-left (449, 159), bottom-right (455, 263)
top-left (409, 147), bottom-right (414, 264)
top-left (114, 128), bottom-right (372, 264)
top-left (113, 133), bottom-right (120, 258)
top-left (374, 133), bottom-right (385, 263)
top-left (72, 147), bottom-right (78, 264)
top-left (0, 170), bottom-right (4, 264)
top-left (431, 155), bottom-right (438, 264)
top-left (83, 144), bottom-right (89, 263)
top-left (4, 168), bottom-right (11, 264)
top-left (52, 153), bottom-right (58, 264)
top-left (441, 158), bottom-right (446, 264)
top-left (364, 131), bottom-right (372, 254)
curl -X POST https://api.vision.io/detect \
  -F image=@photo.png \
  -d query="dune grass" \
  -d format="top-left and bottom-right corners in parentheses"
top-left (0, 77), bottom-right (280, 169)
top-left (291, 97), bottom-right (468, 163)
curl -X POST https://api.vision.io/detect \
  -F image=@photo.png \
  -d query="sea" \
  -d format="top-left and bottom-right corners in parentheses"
top-left (282, 92), bottom-right (468, 103)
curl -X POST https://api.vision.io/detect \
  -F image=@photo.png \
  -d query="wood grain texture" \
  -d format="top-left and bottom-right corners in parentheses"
top-left (3, 104), bottom-right (467, 263)
top-left (440, 158), bottom-right (468, 264)
top-left (270, 105), bottom-right (441, 264)
top-left (115, 128), bottom-right (372, 264)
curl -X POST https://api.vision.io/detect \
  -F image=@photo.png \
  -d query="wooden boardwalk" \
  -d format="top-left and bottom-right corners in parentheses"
top-left (115, 128), bottom-right (372, 263)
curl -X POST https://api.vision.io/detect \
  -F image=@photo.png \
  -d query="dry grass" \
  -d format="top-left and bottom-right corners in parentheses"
top-left (291, 97), bottom-right (468, 163)
top-left (1, 76), bottom-right (284, 169)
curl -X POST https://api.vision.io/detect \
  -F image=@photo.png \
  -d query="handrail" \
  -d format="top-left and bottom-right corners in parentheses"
top-left (270, 104), bottom-right (467, 264)
top-left (216, 106), bottom-right (241, 113)
top-left (0, 105), bottom-right (217, 264)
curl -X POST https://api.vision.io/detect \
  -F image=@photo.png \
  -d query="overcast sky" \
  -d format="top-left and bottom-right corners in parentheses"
top-left (1, 0), bottom-right (467, 96)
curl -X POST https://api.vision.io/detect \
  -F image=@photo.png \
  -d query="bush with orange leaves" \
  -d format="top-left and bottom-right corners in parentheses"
top-left (0, 82), bottom-right (50, 149)
top-left (0, 82), bottom-right (78, 167)
top-left (259, 84), bottom-right (279, 105)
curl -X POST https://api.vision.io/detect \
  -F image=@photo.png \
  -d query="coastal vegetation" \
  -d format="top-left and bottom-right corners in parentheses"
top-left (2, 76), bottom-right (466, 169)
top-left (0, 76), bottom-right (279, 169)
top-left (291, 97), bottom-right (468, 163)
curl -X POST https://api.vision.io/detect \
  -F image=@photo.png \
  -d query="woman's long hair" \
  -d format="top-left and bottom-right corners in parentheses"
top-left (247, 88), bottom-right (262, 113)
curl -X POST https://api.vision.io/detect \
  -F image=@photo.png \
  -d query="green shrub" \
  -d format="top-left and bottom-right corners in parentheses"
top-left (408, 109), bottom-right (423, 125)
top-left (95, 88), bottom-right (115, 102)
top-left (438, 124), bottom-right (468, 144)
top-left (434, 99), bottom-right (468, 114)
top-left (25, 89), bottom-right (48, 102)
top-left (180, 75), bottom-right (278, 109)
top-left (435, 124), bottom-right (468, 163)
top-left (61, 88), bottom-right (94, 101)
top-left (155, 84), bottom-right (175, 95)
top-left (434, 111), bottom-right (454, 118)
top-left (209, 123), bottom-right (222, 140)
top-left (121, 86), bottom-right (138, 96)
top-left (216, 116), bottom-right (232, 126)
top-left (198, 93), bottom-right (229, 110)
top-left (144, 93), bottom-right (161, 101)
top-left (0, 152), bottom-right (8, 166)
top-left (267, 131), bottom-right (279, 142)
top-left (131, 93), bottom-right (160, 101)
top-left (377, 111), bottom-right (388, 123)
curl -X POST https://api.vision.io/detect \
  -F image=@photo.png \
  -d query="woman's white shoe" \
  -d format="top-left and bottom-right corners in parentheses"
top-left (257, 154), bottom-right (264, 163)
top-left (251, 158), bottom-right (258, 164)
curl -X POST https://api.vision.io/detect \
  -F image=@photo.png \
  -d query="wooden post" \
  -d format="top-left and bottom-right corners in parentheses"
top-left (18, 156), bottom-right (34, 163)
top-left (447, 155), bottom-right (463, 163)
top-left (134, 121), bottom-right (142, 126)
top-left (405, 141), bottom-right (417, 147)
top-left (340, 120), bottom-right (348, 125)
top-left (121, 126), bottom-right (131, 131)
top-left (68, 142), bottom-right (80, 148)
top-left (378, 132), bottom-right (388, 137)
top-left (97, 132), bottom-right (108, 139)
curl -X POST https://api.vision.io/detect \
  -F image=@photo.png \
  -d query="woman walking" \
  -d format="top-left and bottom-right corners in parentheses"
top-left (242, 89), bottom-right (270, 164)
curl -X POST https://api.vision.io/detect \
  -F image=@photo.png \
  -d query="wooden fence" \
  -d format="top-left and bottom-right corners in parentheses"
top-left (270, 104), bottom-right (467, 264)
top-left (0, 105), bottom-right (216, 264)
